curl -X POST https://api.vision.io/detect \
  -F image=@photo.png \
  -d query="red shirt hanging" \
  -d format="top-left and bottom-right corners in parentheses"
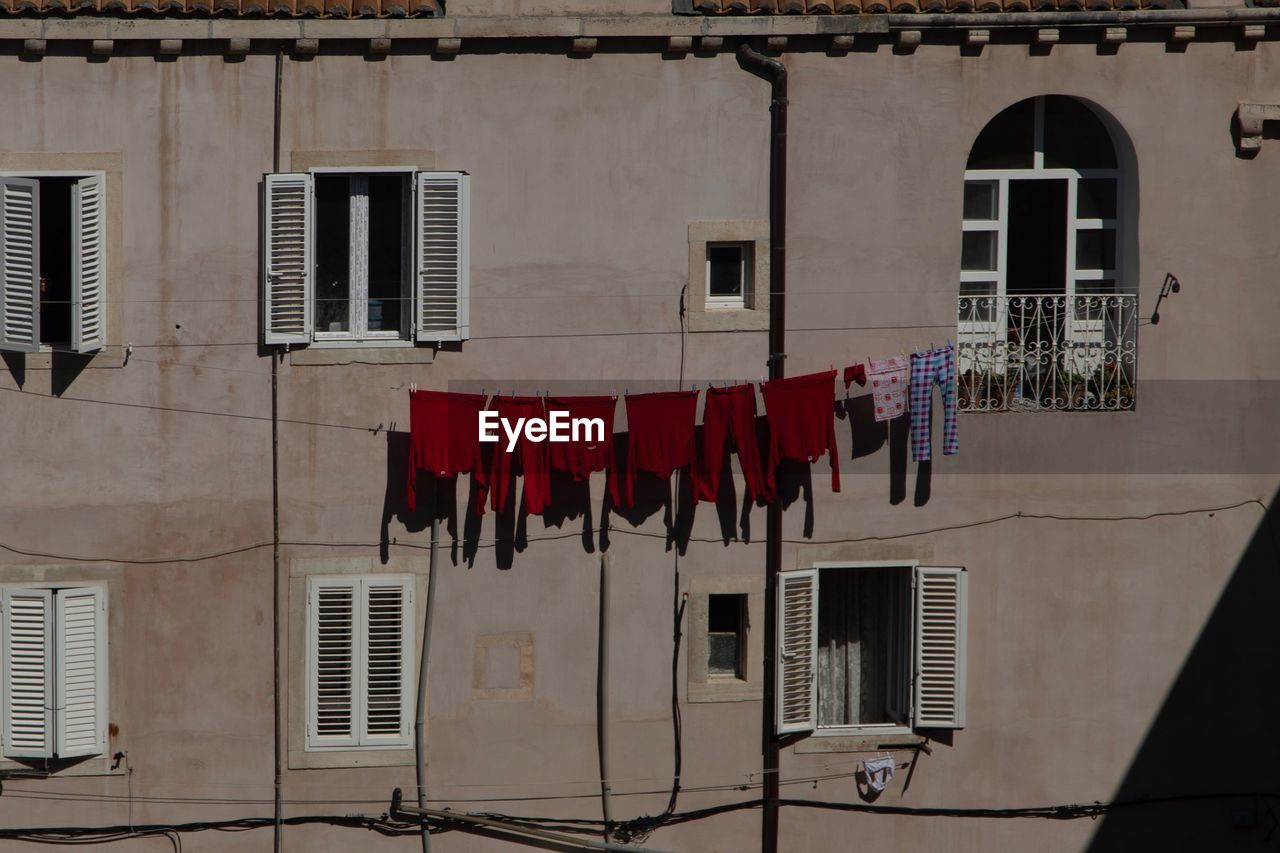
top-left (695, 384), bottom-right (769, 505)
top-left (760, 370), bottom-right (841, 494)
top-left (486, 396), bottom-right (553, 516)
top-left (614, 390), bottom-right (698, 508)
top-left (546, 395), bottom-right (617, 482)
top-left (407, 390), bottom-right (489, 514)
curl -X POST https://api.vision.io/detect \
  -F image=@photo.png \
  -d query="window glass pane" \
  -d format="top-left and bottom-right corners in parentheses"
top-left (1043, 96), bottom-right (1117, 169)
top-left (1077, 178), bottom-right (1117, 220)
top-left (314, 175), bottom-right (351, 333)
top-left (38, 177), bottom-right (74, 346)
top-left (1076, 229), bottom-right (1116, 271)
top-left (708, 634), bottom-right (740, 675)
top-left (367, 174), bottom-right (405, 334)
top-left (708, 594), bottom-right (743, 633)
top-left (708, 245), bottom-right (744, 298)
top-left (963, 181), bottom-right (997, 221)
top-left (966, 98), bottom-right (1034, 169)
top-left (961, 231), bottom-right (997, 272)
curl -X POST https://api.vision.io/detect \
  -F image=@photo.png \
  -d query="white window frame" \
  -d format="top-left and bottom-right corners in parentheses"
top-left (960, 96), bottom-right (1121, 346)
top-left (704, 241), bottom-right (751, 310)
top-left (0, 170), bottom-right (108, 355)
top-left (310, 167), bottom-right (414, 344)
top-left (0, 582), bottom-right (108, 761)
top-left (304, 573), bottom-right (415, 752)
top-left (809, 560), bottom-right (916, 738)
top-left (777, 562), bottom-right (968, 738)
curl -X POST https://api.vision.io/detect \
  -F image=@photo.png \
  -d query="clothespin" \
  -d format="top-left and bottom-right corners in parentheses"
top-left (480, 385), bottom-right (486, 397)
top-left (611, 388), bottom-right (617, 400)
top-left (410, 382), bottom-right (417, 393)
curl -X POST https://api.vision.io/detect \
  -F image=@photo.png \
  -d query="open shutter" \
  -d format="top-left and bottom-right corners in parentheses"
top-left (2, 589), bottom-right (54, 758)
top-left (307, 577), bottom-right (358, 748)
top-left (54, 587), bottom-right (107, 758)
top-left (776, 569), bottom-right (818, 735)
top-left (361, 578), bottom-right (414, 746)
top-left (414, 172), bottom-right (470, 343)
top-left (0, 178), bottom-right (40, 353)
top-left (262, 173), bottom-right (312, 346)
top-left (913, 567), bottom-right (968, 729)
top-left (71, 174), bottom-right (106, 354)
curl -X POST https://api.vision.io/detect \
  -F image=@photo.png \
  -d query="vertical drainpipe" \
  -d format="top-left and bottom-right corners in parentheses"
top-left (271, 45), bottom-right (285, 853)
top-left (596, 554), bottom-right (613, 841)
top-left (736, 42), bottom-right (786, 853)
top-left (414, 480), bottom-right (439, 853)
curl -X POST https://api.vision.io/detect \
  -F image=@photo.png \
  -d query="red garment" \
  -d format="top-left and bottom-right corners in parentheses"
top-left (486, 396), bottom-right (552, 515)
top-left (760, 370), bottom-right (841, 493)
top-left (546, 396), bottom-right (617, 481)
top-left (695, 384), bottom-right (769, 504)
top-left (843, 364), bottom-right (867, 390)
top-left (407, 390), bottom-right (489, 513)
top-left (614, 390), bottom-right (698, 508)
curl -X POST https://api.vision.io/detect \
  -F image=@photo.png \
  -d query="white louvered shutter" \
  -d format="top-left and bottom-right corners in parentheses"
top-left (71, 174), bottom-right (106, 353)
top-left (308, 577), bottom-right (358, 748)
top-left (776, 569), bottom-right (818, 735)
top-left (0, 178), bottom-right (40, 353)
top-left (2, 589), bottom-right (54, 758)
top-left (54, 587), bottom-right (107, 758)
top-left (913, 567), bottom-right (968, 729)
top-left (361, 578), bottom-right (414, 745)
top-left (414, 172), bottom-right (470, 342)
top-left (262, 173), bottom-right (312, 346)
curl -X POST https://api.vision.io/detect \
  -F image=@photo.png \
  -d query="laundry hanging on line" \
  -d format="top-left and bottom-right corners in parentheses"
top-left (406, 389), bottom-right (489, 514)
top-left (760, 369), bottom-right (841, 494)
top-left (613, 390), bottom-right (699, 509)
top-left (696, 383), bottom-right (769, 505)
top-left (486, 395), bottom-right (552, 515)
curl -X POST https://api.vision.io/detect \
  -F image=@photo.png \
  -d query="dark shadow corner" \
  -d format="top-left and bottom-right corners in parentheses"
top-left (2, 351), bottom-right (24, 388)
top-left (50, 350), bottom-right (92, 397)
top-left (1085, 490), bottom-right (1280, 852)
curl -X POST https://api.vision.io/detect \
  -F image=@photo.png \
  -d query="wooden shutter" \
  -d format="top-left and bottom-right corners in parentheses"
top-left (414, 172), bottom-right (470, 343)
top-left (0, 178), bottom-right (40, 353)
top-left (262, 173), bottom-right (312, 346)
top-left (361, 579), bottom-right (414, 745)
top-left (776, 569), bottom-right (818, 735)
top-left (913, 567), bottom-right (968, 729)
top-left (308, 577), bottom-right (358, 748)
top-left (71, 174), bottom-right (106, 353)
top-left (2, 589), bottom-right (54, 758)
top-left (54, 587), bottom-right (107, 758)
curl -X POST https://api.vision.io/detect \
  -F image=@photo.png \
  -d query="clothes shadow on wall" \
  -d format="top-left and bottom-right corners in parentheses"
top-left (604, 431), bottom-right (695, 555)
top-left (383, 430), bottom-right (484, 568)
top-left (775, 460), bottom-right (815, 539)
top-left (544, 470), bottom-right (597, 555)
top-left (1084, 493), bottom-right (1280, 853)
top-left (838, 395), bottom-right (914, 505)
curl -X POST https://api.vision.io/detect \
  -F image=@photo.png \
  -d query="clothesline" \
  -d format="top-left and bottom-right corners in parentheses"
top-left (406, 345), bottom-right (959, 520)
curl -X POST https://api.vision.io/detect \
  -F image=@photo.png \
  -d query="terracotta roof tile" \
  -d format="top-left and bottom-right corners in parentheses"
top-left (697, 0), bottom-right (1174, 11)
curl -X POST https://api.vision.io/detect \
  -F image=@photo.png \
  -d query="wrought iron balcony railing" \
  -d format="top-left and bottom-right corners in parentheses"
top-left (956, 293), bottom-right (1138, 412)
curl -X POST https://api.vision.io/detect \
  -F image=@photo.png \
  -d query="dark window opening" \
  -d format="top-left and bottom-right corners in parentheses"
top-left (367, 174), bottom-right (405, 335)
top-left (707, 243), bottom-right (746, 301)
top-left (1007, 179), bottom-right (1067, 295)
top-left (1043, 96), bottom-right (1117, 170)
top-left (707, 594), bottom-right (746, 678)
top-left (817, 567), bottom-right (911, 728)
top-left (39, 177), bottom-right (74, 346)
top-left (314, 175), bottom-right (351, 334)
top-left (966, 98), bottom-right (1035, 170)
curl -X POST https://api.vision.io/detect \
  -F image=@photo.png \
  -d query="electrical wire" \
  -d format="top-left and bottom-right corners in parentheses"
top-left (0, 499), bottom-right (1262, 566)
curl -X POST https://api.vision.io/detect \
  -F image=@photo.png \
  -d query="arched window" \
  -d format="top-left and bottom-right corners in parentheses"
top-left (958, 96), bottom-right (1137, 412)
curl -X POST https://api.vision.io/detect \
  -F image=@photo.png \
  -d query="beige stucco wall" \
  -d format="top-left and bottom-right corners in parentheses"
top-left (0, 29), bottom-right (1277, 853)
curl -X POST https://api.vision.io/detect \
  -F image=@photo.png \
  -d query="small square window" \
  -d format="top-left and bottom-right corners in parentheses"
top-left (707, 593), bottom-right (746, 679)
top-left (706, 242), bottom-right (751, 310)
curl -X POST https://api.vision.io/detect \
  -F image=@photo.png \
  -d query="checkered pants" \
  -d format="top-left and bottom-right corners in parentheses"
top-left (909, 344), bottom-right (958, 462)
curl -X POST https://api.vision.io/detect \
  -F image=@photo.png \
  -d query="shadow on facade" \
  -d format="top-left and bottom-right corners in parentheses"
top-left (1085, 489), bottom-right (1280, 853)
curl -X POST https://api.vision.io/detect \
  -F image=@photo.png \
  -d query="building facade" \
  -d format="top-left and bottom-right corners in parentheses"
top-left (0, 4), bottom-right (1277, 851)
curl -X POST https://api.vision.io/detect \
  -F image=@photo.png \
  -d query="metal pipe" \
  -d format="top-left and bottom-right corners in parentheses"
top-left (736, 42), bottom-right (786, 853)
top-left (270, 44), bottom-right (284, 853)
top-left (595, 554), bottom-right (613, 841)
top-left (414, 479), bottom-right (440, 853)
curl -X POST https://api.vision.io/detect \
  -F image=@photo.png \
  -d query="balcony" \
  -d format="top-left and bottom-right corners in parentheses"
top-left (957, 293), bottom-right (1138, 413)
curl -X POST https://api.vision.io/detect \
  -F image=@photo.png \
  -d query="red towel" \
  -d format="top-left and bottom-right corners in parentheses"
top-left (614, 390), bottom-right (698, 508)
top-left (760, 370), bottom-right (840, 494)
top-left (696, 384), bottom-right (769, 504)
top-left (486, 396), bottom-right (552, 516)
top-left (843, 364), bottom-right (867, 389)
top-left (546, 395), bottom-right (617, 481)
top-left (407, 390), bottom-right (489, 514)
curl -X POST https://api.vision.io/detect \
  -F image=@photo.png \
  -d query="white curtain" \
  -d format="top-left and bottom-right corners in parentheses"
top-left (817, 568), bottom-right (904, 727)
